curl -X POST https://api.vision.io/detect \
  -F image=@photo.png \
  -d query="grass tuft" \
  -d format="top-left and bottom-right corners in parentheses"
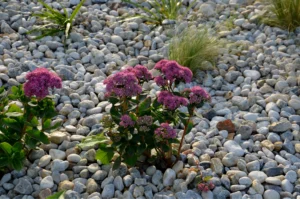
top-left (168, 27), bottom-right (220, 73)
top-left (261, 0), bottom-right (300, 32)
top-left (121, 0), bottom-right (196, 25)
top-left (28, 0), bottom-right (85, 40)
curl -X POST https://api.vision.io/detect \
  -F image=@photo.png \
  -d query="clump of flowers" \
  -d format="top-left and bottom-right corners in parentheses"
top-left (124, 65), bottom-right (153, 82)
top-left (24, 68), bottom-right (62, 99)
top-left (184, 86), bottom-right (211, 105)
top-left (157, 91), bottom-right (188, 110)
top-left (154, 59), bottom-right (193, 86)
top-left (79, 61), bottom-right (211, 170)
top-left (119, 115), bottom-right (135, 128)
top-left (155, 123), bottom-right (177, 139)
top-left (103, 71), bottom-right (142, 98)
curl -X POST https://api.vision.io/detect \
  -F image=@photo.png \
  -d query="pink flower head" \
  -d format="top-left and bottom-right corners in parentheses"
top-left (119, 114), bottom-right (135, 128)
top-left (154, 123), bottom-right (176, 139)
top-left (23, 67), bottom-right (62, 99)
top-left (154, 60), bottom-right (192, 85)
top-left (104, 71), bottom-right (142, 98)
top-left (185, 86), bottom-right (211, 104)
top-left (125, 65), bottom-right (152, 81)
top-left (157, 91), bottom-right (188, 110)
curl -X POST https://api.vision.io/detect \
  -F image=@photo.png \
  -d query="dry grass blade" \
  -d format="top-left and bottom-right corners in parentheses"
top-left (168, 28), bottom-right (220, 73)
top-left (261, 0), bottom-right (300, 32)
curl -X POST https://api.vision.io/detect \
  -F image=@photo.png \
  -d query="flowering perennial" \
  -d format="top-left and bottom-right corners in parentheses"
top-left (137, 115), bottom-right (153, 132)
top-left (157, 91), bottom-right (188, 110)
top-left (154, 60), bottom-right (193, 85)
top-left (154, 123), bottom-right (176, 139)
top-left (119, 115), bottom-right (135, 128)
top-left (23, 68), bottom-right (62, 99)
top-left (104, 71), bottom-right (142, 98)
top-left (125, 65), bottom-right (153, 82)
top-left (185, 86), bottom-right (211, 104)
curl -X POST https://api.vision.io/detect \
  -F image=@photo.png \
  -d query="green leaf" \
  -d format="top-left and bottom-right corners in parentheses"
top-left (30, 117), bottom-right (39, 127)
top-left (78, 133), bottom-right (108, 149)
top-left (138, 97), bottom-right (151, 115)
top-left (7, 104), bottom-right (22, 113)
top-left (161, 144), bottom-right (170, 152)
top-left (12, 142), bottom-right (23, 152)
top-left (95, 147), bottom-right (114, 165)
top-left (108, 97), bottom-right (119, 105)
top-left (11, 86), bottom-right (19, 95)
top-left (110, 105), bottom-right (121, 123)
top-left (11, 156), bottom-right (24, 171)
top-left (46, 191), bottom-right (65, 199)
top-left (123, 153), bottom-right (137, 166)
top-left (0, 142), bottom-right (12, 155)
top-left (113, 157), bottom-right (121, 170)
top-left (185, 121), bottom-right (193, 135)
top-left (42, 119), bottom-right (52, 129)
top-left (5, 112), bottom-right (23, 117)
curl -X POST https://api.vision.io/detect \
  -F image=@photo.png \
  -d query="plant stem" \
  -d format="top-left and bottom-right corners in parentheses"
top-left (177, 107), bottom-right (194, 160)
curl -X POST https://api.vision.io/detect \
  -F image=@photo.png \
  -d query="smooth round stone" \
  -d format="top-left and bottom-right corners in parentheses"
top-left (265, 177), bottom-right (281, 185)
top-left (163, 169), bottom-right (176, 186)
top-left (248, 171), bottom-right (267, 183)
top-left (49, 149), bottom-right (66, 160)
top-left (281, 179), bottom-right (293, 192)
top-left (224, 140), bottom-right (245, 156)
top-left (239, 177), bottom-right (252, 186)
top-left (40, 176), bottom-right (54, 189)
top-left (263, 190), bottom-right (280, 199)
top-left (146, 166), bottom-right (156, 176)
top-left (39, 155), bottom-right (52, 167)
top-left (285, 170), bottom-right (297, 183)
top-left (67, 154), bottom-right (81, 163)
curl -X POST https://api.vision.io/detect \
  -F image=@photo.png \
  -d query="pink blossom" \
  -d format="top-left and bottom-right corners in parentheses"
top-left (157, 91), bottom-right (188, 110)
top-left (154, 123), bottom-right (176, 139)
top-left (119, 115), bottom-right (135, 128)
top-left (124, 65), bottom-right (152, 81)
top-left (104, 71), bottom-right (142, 98)
top-left (184, 86), bottom-right (211, 104)
top-left (23, 68), bottom-right (62, 99)
top-left (154, 60), bottom-right (193, 85)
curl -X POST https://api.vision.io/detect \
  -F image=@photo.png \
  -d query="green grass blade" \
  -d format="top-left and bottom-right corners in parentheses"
top-left (69, 0), bottom-right (86, 21)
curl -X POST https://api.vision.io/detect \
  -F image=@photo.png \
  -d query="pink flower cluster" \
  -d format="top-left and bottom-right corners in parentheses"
top-left (154, 60), bottom-right (193, 86)
top-left (104, 71), bottom-right (142, 98)
top-left (154, 123), bottom-right (176, 139)
top-left (198, 182), bottom-right (215, 192)
top-left (137, 115), bottom-right (153, 132)
top-left (24, 68), bottom-right (62, 99)
top-left (124, 65), bottom-right (152, 82)
top-left (119, 115), bottom-right (135, 128)
top-left (157, 91), bottom-right (188, 110)
top-left (185, 86), bottom-right (211, 105)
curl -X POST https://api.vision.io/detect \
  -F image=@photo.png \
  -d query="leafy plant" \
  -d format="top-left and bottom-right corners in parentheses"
top-left (168, 27), bottom-right (220, 73)
top-left (121, 0), bottom-right (196, 25)
top-left (260, 0), bottom-right (300, 32)
top-left (79, 61), bottom-right (210, 170)
top-left (28, 0), bottom-right (86, 40)
top-left (0, 68), bottom-right (62, 171)
top-left (46, 191), bottom-right (65, 199)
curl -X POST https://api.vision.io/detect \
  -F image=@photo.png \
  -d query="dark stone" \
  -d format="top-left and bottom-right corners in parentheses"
top-left (199, 161), bottom-right (211, 170)
top-left (283, 139), bottom-right (295, 154)
top-left (264, 185), bottom-right (281, 192)
top-left (264, 167), bottom-right (284, 177)
top-left (203, 109), bottom-right (216, 120)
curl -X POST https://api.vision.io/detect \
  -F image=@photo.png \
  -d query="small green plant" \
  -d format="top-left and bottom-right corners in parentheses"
top-left (0, 68), bottom-right (62, 172)
top-left (79, 61), bottom-right (210, 170)
top-left (121, 0), bottom-right (196, 25)
top-left (168, 27), bottom-right (219, 73)
top-left (46, 191), bottom-right (65, 199)
top-left (28, 0), bottom-right (85, 40)
top-left (260, 0), bottom-right (300, 32)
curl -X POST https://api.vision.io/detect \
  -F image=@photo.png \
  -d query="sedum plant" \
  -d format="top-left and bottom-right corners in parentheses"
top-left (260, 0), bottom-right (300, 32)
top-left (168, 27), bottom-right (219, 73)
top-left (122, 0), bottom-right (196, 25)
top-left (79, 60), bottom-right (210, 169)
top-left (0, 68), bottom-right (62, 171)
top-left (28, 0), bottom-right (86, 40)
